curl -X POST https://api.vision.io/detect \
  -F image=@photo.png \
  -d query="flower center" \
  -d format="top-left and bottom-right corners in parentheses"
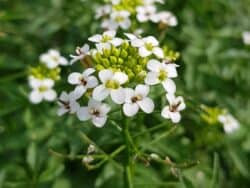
top-left (115, 16), bottom-right (125, 22)
top-left (131, 95), bottom-right (143, 103)
top-left (59, 100), bottom-right (70, 109)
top-left (90, 108), bottom-right (100, 116)
top-left (170, 101), bottom-right (181, 112)
top-left (79, 77), bottom-right (87, 86)
top-left (145, 42), bottom-right (153, 51)
top-left (158, 70), bottom-right (167, 81)
top-left (38, 86), bottom-right (48, 92)
top-left (105, 80), bottom-right (120, 89)
top-left (102, 35), bottom-right (112, 43)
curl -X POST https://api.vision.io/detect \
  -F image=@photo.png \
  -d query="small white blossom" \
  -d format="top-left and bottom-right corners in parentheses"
top-left (151, 11), bottom-right (178, 26)
top-left (123, 84), bottom-right (154, 116)
top-left (145, 59), bottom-right (177, 93)
top-left (88, 30), bottom-right (123, 47)
top-left (82, 155), bottom-right (94, 164)
top-left (95, 5), bottom-right (112, 19)
top-left (104, 10), bottom-right (131, 30)
top-left (87, 144), bottom-right (96, 154)
top-left (68, 68), bottom-right (98, 97)
top-left (161, 93), bottom-right (186, 123)
top-left (111, 0), bottom-right (120, 5)
top-left (93, 69), bottom-right (128, 104)
top-left (242, 31), bottom-right (250, 45)
top-left (29, 77), bottom-right (57, 104)
top-left (77, 99), bottom-right (111, 127)
top-left (40, 49), bottom-right (68, 69)
top-left (136, 5), bottom-right (156, 23)
top-left (57, 91), bottom-right (80, 116)
top-left (70, 44), bottom-right (90, 64)
top-left (218, 113), bottom-right (240, 134)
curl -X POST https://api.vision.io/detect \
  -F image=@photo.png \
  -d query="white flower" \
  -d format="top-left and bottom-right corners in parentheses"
top-left (57, 91), bottom-right (80, 116)
top-left (68, 68), bottom-right (98, 97)
top-left (77, 99), bottom-right (111, 127)
top-left (242, 31), bottom-right (250, 45)
top-left (123, 84), bottom-right (154, 116)
top-left (151, 11), bottom-right (178, 26)
top-left (40, 49), bottom-right (68, 69)
top-left (29, 77), bottom-right (57, 104)
top-left (143, 0), bottom-right (164, 5)
top-left (104, 10), bottom-right (131, 30)
top-left (145, 59), bottom-right (177, 93)
top-left (93, 69), bottom-right (128, 104)
top-left (70, 44), bottom-right (90, 64)
top-left (88, 30), bottom-right (123, 47)
top-left (131, 36), bottom-right (164, 58)
top-left (161, 93), bottom-right (186, 123)
top-left (218, 114), bottom-right (240, 134)
top-left (95, 5), bottom-right (112, 19)
top-left (136, 5), bottom-right (156, 23)
top-left (111, 0), bottom-right (120, 5)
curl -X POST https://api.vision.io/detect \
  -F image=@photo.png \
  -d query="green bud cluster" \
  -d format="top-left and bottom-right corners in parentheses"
top-left (163, 46), bottom-right (180, 61)
top-left (29, 64), bottom-right (61, 81)
top-left (200, 105), bottom-right (225, 125)
top-left (92, 42), bottom-right (148, 82)
top-left (113, 0), bottom-right (143, 14)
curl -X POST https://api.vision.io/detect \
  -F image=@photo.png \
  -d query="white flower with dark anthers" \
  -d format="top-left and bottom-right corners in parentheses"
top-left (151, 11), bottom-right (178, 26)
top-left (218, 114), bottom-right (240, 134)
top-left (136, 5), bottom-right (156, 23)
top-left (131, 36), bottom-right (164, 58)
top-left (68, 68), bottom-right (98, 97)
top-left (77, 99), bottom-right (111, 127)
top-left (161, 93), bottom-right (186, 123)
top-left (93, 69), bottom-right (128, 104)
top-left (145, 59), bottom-right (177, 93)
top-left (57, 91), bottom-right (80, 116)
top-left (242, 31), bottom-right (250, 45)
top-left (123, 85), bottom-right (154, 117)
top-left (39, 49), bottom-right (68, 69)
top-left (108, 10), bottom-right (131, 30)
top-left (28, 77), bottom-right (57, 104)
top-left (88, 30), bottom-right (123, 47)
top-left (95, 5), bottom-right (112, 19)
top-left (69, 44), bottom-right (90, 65)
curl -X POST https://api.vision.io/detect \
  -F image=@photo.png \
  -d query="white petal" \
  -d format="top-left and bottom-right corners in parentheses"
top-left (29, 90), bottom-right (43, 104)
top-left (120, 19), bottom-right (131, 29)
top-left (170, 112), bottom-right (181, 123)
top-left (131, 38), bottom-right (144, 47)
top-left (70, 89), bottom-right (83, 100)
top-left (29, 78), bottom-right (41, 89)
top-left (99, 69), bottom-right (113, 83)
top-left (145, 72), bottom-right (159, 85)
top-left (123, 103), bottom-right (139, 117)
top-left (57, 108), bottom-right (69, 116)
top-left (162, 79), bottom-right (176, 93)
top-left (124, 33), bottom-right (137, 40)
top-left (83, 68), bottom-right (95, 77)
top-left (96, 43), bottom-right (111, 51)
top-left (43, 79), bottom-right (54, 88)
top-left (77, 107), bottom-right (91, 121)
top-left (59, 57), bottom-right (68, 66)
top-left (147, 59), bottom-right (162, 72)
top-left (176, 97), bottom-right (186, 111)
top-left (92, 116), bottom-right (107, 128)
top-left (93, 85), bottom-right (109, 101)
top-left (111, 38), bottom-right (124, 46)
top-left (68, 72), bottom-right (82, 85)
top-left (113, 72), bottom-right (128, 84)
top-left (43, 89), bottom-right (57, 101)
top-left (124, 88), bottom-right (135, 103)
top-left (144, 36), bottom-right (159, 46)
top-left (139, 47), bottom-right (152, 57)
top-left (135, 84), bottom-right (149, 97)
top-left (137, 97), bottom-right (154, 113)
top-left (153, 47), bottom-right (164, 58)
top-left (104, 30), bottom-right (116, 38)
top-left (166, 93), bottom-right (176, 104)
top-left (74, 85), bottom-right (87, 97)
top-left (86, 76), bottom-right (98, 88)
top-left (165, 64), bottom-right (178, 78)
top-left (88, 34), bottom-right (102, 43)
top-left (161, 106), bottom-right (171, 119)
top-left (137, 13), bottom-right (148, 22)
top-left (100, 104), bottom-right (111, 115)
top-left (59, 91), bottom-right (69, 101)
top-left (69, 101), bottom-right (80, 113)
top-left (88, 98), bottom-right (102, 108)
top-left (110, 88), bottom-right (125, 104)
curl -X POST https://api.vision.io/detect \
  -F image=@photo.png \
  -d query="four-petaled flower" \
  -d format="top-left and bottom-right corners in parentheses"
top-left (93, 69), bottom-right (128, 104)
top-left (57, 91), bottom-right (80, 116)
top-left (136, 5), bottom-right (156, 23)
top-left (29, 77), bottom-right (57, 104)
top-left (77, 99), bottom-right (111, 127)
top-left (40, 49), bottom-right (68, 69)
top-left (145, 59), bottom-right (177, 93)
top-left (123, 84), bottom-right (154, 117)
top-left (68, 68), bottom-right (98, 97)
top-left (161, 93), bottom-right (186, 123)
top-left (151, 11), bottom-right (178, 26)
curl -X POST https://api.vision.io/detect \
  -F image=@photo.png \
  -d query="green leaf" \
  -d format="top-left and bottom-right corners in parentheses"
top-left (26, 142), bottom-right (37, 172)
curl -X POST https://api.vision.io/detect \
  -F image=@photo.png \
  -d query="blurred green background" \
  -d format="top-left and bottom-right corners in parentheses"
top-left (1, 0), bottom-right (250, 187)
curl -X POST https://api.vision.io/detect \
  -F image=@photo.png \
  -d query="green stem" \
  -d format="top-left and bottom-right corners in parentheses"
top-left (122, 118), bottom-right (134, 188)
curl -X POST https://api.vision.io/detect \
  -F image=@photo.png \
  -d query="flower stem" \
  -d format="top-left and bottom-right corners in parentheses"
top-left (122, 118), bottom-right (134, 188)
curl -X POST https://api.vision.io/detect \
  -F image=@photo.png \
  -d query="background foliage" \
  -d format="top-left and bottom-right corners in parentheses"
top-left (1, 0), bottom-right (250, 187)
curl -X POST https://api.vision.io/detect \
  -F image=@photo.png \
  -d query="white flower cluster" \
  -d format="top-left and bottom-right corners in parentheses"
top-left (28, 49), bottom-right (68, 104)
top-left (218, 113), bottom-right (240, 134)
top-left (58, 31), bottom-right (185, 127)
top-left (95, 0), bottom-right (177, 31)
